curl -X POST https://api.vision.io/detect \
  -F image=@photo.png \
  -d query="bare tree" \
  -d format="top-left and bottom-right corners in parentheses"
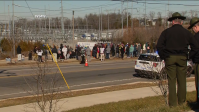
top-left (23, 58), bottom-right (64, 112)
top-left (157, 12), bottom-right (162, 19)
top-left (190, 10), bottom-right (198, 18)
top-left (149, 11), bottom-right (155, 20)
top-left (167, 11), bottom-right (173, 18)
top-left (181, 11), bottom-right (187, 16)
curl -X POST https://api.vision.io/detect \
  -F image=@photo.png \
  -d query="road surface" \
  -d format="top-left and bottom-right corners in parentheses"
top-left (0, 60), bottom-right (151, 100)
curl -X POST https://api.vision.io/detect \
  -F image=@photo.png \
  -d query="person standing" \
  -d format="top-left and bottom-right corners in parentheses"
top-left (188, 17), bottom-right (199, 104)
top-left (142, 44), bottom-right (146, 54)
top-left (100, 46), bottom-right (105, 62)
top-left (116, 44), bottom-right (119, 58)
top-left (60, 44), bottom-right (64, 62)
top-left (137, 43), bottom-right (141, 57)
top-left (62, 45), bottom-right (67, 60)
top-left (36, 47), bottom-right (43, 62)
top-left (33, 46), bottom-right (38, 61)
top-left (77, 45), bottom-right (82, 61)
top-left (111, 44), bottom-right (115, 57)
top-left (51, 45), bottom-right (58, 62)
top-left (97, 46), bottom-right (100, 59)
top-left (126, 45), bottom-right (130, 58)
top-left (147, 43), bottom-right (150, 53)
top-left (121, 44), bottom-right (124, 60)
top-left (129, 44), bottom-right (134, 58)
top-left (133, 44), bottom-right (137, 57)
top-left (106, 45), bottom-right (111, 59)
top-left (86, 46), bottom-right (91, 62)
top-left (17, 45), bottom-right (22, 61)
top-left (157, 12), bottom-right (199, 107)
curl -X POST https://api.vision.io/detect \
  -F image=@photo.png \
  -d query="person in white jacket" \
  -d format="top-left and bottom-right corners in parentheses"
top-left (36, 47), bottom-right (43, 62)
top-left (62, 45), bottom-right (67, 60)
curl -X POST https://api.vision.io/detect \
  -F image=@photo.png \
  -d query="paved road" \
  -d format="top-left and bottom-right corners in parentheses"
top-left (0, 60), bottom-right (151, 100)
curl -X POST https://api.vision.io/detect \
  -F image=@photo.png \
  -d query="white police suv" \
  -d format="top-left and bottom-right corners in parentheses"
top-left (135, 53), bottom-right (193, 78)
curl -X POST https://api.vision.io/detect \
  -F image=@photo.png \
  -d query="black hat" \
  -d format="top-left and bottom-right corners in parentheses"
top-left (168, 12), bottom-right (186, 21)
top-left (188, 17), bottom-right (199, 29)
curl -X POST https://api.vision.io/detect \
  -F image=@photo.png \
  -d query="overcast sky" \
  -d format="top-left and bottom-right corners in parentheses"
top-left (0, 0), bottom-right (199, 22)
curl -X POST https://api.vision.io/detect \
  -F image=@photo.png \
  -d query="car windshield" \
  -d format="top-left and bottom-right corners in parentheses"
top-left (138, 54), bottom-right (161, 62)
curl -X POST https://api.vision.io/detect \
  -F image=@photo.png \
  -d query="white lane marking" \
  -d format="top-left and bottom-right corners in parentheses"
top-left (6, 62), bottom-right (135, 72)
top-left (0, 77), bottom-right (141, 97)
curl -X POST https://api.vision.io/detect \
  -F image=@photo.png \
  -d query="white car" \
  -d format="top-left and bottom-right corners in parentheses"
top-left (135, 53), bottom-right (193, 78)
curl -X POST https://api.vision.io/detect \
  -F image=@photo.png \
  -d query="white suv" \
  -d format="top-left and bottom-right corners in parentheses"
top-left (135, 53), bottom-right (193, 78)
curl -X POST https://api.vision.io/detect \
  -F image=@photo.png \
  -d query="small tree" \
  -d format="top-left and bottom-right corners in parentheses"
top-left (23, 61), bottom-right (64, 112)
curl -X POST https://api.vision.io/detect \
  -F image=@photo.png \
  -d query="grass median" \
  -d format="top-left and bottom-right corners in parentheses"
top-left (65, 91), bottom-right (199, 112)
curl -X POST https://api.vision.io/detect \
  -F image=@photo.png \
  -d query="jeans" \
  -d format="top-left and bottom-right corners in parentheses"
top-left (130, 52), bottom-right (133, 57)
top-left (106, 53), bottom-right (110, 59)
top-left (147, 49), bottom-right (150, 53)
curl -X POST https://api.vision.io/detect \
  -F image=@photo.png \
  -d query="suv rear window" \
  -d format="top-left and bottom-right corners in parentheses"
top-left (138, 55), bottom-right (161, 62)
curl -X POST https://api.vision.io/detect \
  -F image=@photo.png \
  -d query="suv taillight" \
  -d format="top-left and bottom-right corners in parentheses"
top-left (153, 63), bottom-right (158, 67)
top-left (135, 61), bottom-right (137, 65)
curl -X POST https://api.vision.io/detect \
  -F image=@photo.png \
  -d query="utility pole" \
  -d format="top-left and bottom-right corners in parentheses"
top-left (8, 5), bottom-right (10, 38)
top-left (101, 7), bottom-right (102, 39)
top-left (49, 5), bottom-right (50, 35)
top-left (145, 0), bottom-right (146, 29)
top-left (99, 8), bottom-right (100, 40)
top-left (73, 11), bottom-right (74, 44)
top-left (121, 0), bottom-right (123, 37)
top-left (165, 4), bottom-right (166, 29)
top-left (108, 11), bottom-right (109, 38)
top-left (12, 0), bottom-right (15, 57)
top-left (127, 0), bottom-right (128, 28)
top-left (167, 0), bottom-right (169, 28)
top-left (45, 5), bottom-right (46, 32)
top-left (131, 0), bottom-right (133, 29)
top-left (61, 0), bottom-right (64, 38)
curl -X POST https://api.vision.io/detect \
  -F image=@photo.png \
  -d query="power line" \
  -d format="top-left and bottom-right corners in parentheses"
top-left (25, 0), bottom-right (35, 18)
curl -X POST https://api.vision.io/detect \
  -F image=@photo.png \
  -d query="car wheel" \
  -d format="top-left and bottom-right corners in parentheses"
top-left (186, 66), bottom-right (193, 77)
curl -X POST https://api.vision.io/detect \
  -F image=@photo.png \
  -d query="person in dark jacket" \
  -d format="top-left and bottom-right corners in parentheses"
top-left (77, 45), bottom-right (81, 61)
top-left (126, 45), bottom-right (129, 58)
top-left (111, 44), bottom-right (115, 57)
top-left (157, 12), bottom-right (199, 107)
top-left (116, 45), bottom-right (119, 58)
top-left (121, 45), bottom-right (125, 60)
top-left (51, 45), bottom-right (58, 62)
top-left (17, 45), bottom-right (22, 61)
top-left (60, 44), bottom-right (64, 61)
top-left (188, 17), bottom-right (199, 104)
top-left (133, 44), bottom-right (137, 57)
top-left (137, 43), bottom-right (141, 57)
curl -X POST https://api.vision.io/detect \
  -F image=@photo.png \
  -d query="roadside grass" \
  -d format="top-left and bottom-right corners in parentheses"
top-left (65, 91), bottom-right (198, 112)
top-left (0, 78), bottom-right (195, 108)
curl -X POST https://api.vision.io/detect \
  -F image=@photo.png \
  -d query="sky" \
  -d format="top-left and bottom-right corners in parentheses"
top-left (0, 0), bottom-right (199, 22)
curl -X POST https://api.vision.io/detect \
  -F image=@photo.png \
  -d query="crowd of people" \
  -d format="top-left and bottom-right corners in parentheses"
top-left (15, 42), bottom-right (156, 63)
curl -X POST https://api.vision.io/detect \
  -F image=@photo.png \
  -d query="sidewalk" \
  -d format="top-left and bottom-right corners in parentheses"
top-left (0, 56), bottom-right (137, 66)
top-left (0, 82), bottom-right (197, 112)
